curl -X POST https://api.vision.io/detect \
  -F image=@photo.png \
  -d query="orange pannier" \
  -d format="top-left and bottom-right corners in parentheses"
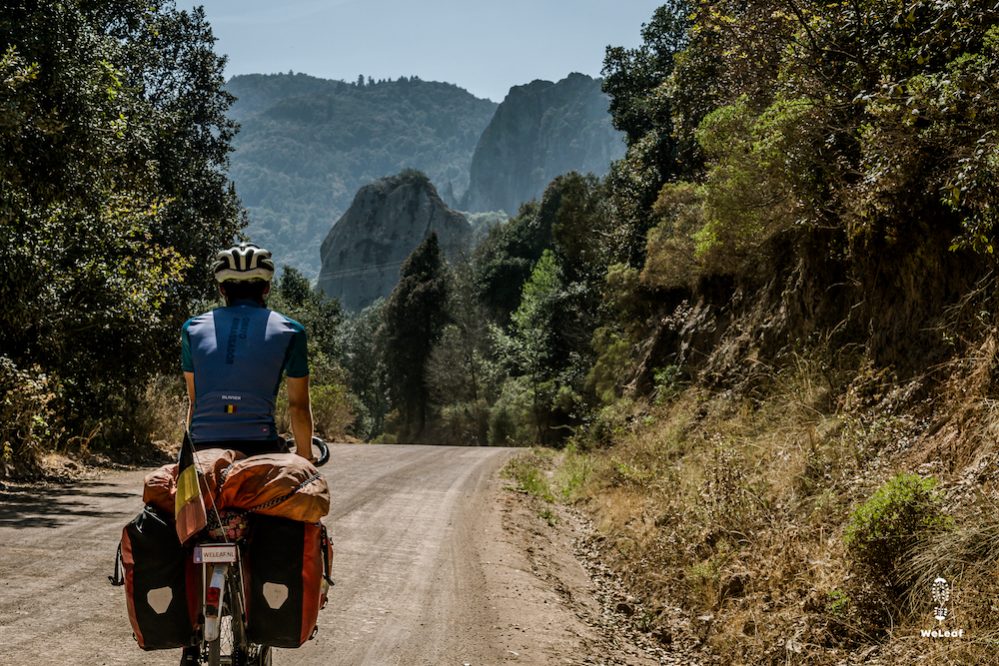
top-left (142, 448), bottom-right (247, 515)
top-left (141, 450), bottom-right (328, 523)
top-left (217, 453), bottom-right (329, 523)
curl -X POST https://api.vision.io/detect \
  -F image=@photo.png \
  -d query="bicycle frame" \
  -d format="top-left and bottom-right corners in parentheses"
top-left (196, 545), bottom-right (237, 642)
top-left (192, 529), bottom-right (267, 665)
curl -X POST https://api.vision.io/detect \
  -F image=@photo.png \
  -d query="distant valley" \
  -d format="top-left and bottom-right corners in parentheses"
top-left (226, 72), bottom-right (625, 277)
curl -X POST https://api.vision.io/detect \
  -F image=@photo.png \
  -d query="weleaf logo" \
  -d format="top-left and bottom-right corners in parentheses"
top-left (931, 577), bottom-right (949, 623)
top-left (920, 577), bottom-right (965, 639)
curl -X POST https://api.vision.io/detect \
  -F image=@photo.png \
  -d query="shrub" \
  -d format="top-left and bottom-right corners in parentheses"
top-left (503, 451), bottom-right (555, 502)
top-left (310, 383), bottom-right (356, 438)
top-left (652, 365), bottom-right (685, 404)
top-left (0, 356), bottom-right (57, 476)
top-left (488, 377), bottom-right (535, 445)
top-left (436, 400), bottom-right (489, 445)
top-left (844, 474), bottom-right (952, 601)
top-left (134, 375), bottom-right (188, 446)
top-left (552, 443), bottom-right (595, 501)
top-left (276, 381), bottom-right (355, 440)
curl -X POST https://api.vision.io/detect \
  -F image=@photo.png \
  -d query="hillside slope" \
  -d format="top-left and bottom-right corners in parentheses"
top-left (510, 4), bottom-right (999, 665)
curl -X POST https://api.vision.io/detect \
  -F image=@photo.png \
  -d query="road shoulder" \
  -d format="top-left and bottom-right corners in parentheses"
top-left (477, 472), bottom-right (666, 665)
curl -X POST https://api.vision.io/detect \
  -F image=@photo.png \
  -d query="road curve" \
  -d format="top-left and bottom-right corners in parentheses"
top-left (0, 444), bottom-right (520, 665)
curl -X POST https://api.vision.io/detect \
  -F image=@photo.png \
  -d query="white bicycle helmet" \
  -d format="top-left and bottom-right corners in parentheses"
top-left (213, 242), bottom-right (275, 283)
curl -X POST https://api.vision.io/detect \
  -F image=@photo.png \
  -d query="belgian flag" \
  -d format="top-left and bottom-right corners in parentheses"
top-left (175, 431), bottom-right (207, 544)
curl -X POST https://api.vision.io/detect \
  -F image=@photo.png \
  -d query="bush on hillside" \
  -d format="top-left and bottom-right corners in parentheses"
top-left (845, 474), bottom-right (952, 605)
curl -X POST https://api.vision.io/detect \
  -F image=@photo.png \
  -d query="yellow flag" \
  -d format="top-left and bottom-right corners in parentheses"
top-left (175, 431), bottom-right (207, 544)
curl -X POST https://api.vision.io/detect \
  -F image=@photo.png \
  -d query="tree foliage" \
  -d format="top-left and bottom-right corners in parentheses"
top-left (381, 233), bottom-right (450, 439)
top-left (601, 1), bottom-right (693, 267)
top-left (0, 1), bottom-right (242, 461)
top-left (339, 300), bottom-right (389, 440)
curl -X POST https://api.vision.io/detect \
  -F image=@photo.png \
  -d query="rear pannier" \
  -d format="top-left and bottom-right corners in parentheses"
top-left (218, 453), bottom-right (330, 523)
top-left (141, 450), bottom-right (328, 523)
top-left (243, 515), bottom-right (332, 647)
top-left (119, 507), bottom-right (198, 650)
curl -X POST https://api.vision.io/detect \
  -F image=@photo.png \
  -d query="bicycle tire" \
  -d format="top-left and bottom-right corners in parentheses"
top-left (247, 646), bottom-right (272, 666)
top-left (206, 569), bottom-right (247, 666)
top-left (207, 637), bottom-right (220, 666)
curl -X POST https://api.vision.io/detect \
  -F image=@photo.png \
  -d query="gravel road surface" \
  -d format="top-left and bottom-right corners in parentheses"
top-left (0, 444), bottom-right (647, 665)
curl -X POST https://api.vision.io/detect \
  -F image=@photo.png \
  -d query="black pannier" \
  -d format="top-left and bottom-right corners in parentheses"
top-left (119, 506), bottom-right (198, 650)
top-left (244, 514), bottom-right (330, 647)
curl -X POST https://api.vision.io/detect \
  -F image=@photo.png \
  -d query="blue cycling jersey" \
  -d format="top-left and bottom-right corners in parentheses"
top-left (181, 300), bottom-right (308, 443)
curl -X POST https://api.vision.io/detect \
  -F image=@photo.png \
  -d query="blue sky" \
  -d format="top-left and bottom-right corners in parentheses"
top-left (183, 0), bottom-right (662, 101)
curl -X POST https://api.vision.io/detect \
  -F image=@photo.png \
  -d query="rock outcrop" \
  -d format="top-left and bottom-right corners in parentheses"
top-left (318, 171), bottom-right (471, 311)
top-left (227, 73), bottom-right (496, 276)
top-left (462, 73), bottom-right (626, 215)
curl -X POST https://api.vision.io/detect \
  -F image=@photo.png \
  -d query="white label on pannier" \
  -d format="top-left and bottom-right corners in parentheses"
top-left (194, 544), bottom-right (238, 564)
top-left (147, 587), bottom-right (173, 614)
top-left (263, 582), bottom-right (289, 609)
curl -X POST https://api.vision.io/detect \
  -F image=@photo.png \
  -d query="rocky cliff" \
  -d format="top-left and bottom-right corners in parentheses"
top-left (227, 73), bottom-right (496, 275)
top-left (318, 171), bottom-right (471, 310)
top-left (462, 73), bottom-right (625, 215)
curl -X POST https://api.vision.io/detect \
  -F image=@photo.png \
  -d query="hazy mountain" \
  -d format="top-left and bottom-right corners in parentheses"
top-left (318, 170), bottom-right (471, 311)
top-left (462, 73), bottom-right (626, 215)
top-left (227, 73), bottom-right (497, 275)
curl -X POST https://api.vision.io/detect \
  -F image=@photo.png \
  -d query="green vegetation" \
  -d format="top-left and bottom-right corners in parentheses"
top-left (503, 451), bottom-right (556, 504)
top-left (845, 474), bottom-right (952, 603)
top-left (382, 234), bottom-right (450, 440)
top-left (1, 2), bottom-right (242, 472)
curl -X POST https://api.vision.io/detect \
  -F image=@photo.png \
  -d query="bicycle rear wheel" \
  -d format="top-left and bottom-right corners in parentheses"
top-left (245, 646), bottom-right (271, 666)
top-left (206, 569), bottom-right (247, 666)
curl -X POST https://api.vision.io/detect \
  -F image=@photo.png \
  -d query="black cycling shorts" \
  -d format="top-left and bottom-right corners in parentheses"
top-left (192, 438), bottom-right (286, 458)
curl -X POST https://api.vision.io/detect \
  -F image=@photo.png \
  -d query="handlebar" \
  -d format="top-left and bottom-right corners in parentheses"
top-left (285, 435), bottom-right (330, 468)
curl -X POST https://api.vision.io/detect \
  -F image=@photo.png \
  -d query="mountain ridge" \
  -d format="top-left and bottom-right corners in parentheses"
top-left (462, 72), bottom-right (625, 214)
top-left (227, 73), bottom-right (496, 275)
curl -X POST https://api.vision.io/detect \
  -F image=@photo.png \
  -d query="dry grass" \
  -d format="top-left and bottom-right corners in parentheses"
top-left (137, 374), bottom-right (188, 446)
top-left (556, 351), bottom-right (999, 665)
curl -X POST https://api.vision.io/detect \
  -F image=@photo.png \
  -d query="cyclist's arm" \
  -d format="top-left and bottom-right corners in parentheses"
top-left (181, 320), bottom-right (195, 428)
top-left (287, 375), bottom-right (313, 459)
top-left (184, 371), bottom-right (195, 427)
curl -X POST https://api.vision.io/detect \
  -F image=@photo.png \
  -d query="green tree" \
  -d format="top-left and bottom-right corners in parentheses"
top-left (382, 233), bottom-right (450, 439)
top-left (473, 173), bottom-right (611, 324)
top-left (0, 1), bottom-right (242, 461)
top-left (426, 261), bottom-right (500, 445)
top-left (339, 300), bottom-right (389, 440)
top-left (472, 200), bottom-right (546, 323)
top-left (270, 266), bottom-right (344, 370)
top-left (496, 250), bottom-right (587, 444)
top-left (602, 1), bottom-right (693, 267)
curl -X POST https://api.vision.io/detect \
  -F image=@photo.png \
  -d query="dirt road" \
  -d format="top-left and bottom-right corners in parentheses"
top-left (0, 444), bottom-right (657, 665)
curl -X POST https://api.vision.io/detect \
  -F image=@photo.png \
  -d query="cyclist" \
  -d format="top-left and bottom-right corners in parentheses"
top-left (181, 242), bottom-right (314, 459)
top-left (179, 243), bottom-right (314, 665)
